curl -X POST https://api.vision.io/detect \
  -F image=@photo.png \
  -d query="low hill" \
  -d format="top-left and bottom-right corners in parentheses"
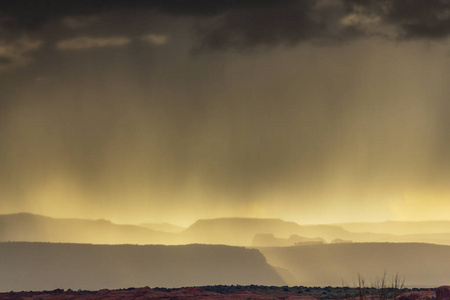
top-left (259, 243), bottom-right (450, 287)
top-left (0, 213), bottom-right (176, 244)
top-left (0, 242), bottom-right (284, 291)
top-left (334, 220), bottom-right (450, 235)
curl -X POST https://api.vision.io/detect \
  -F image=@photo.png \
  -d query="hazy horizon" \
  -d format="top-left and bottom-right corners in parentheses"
top-left (1, 1), bottom-right (450, 227)
top-left (3, 211), bottom-right (450, 228)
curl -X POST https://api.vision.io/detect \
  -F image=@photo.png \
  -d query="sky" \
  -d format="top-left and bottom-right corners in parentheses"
top-left (0, 0), bottom-right (449, 226)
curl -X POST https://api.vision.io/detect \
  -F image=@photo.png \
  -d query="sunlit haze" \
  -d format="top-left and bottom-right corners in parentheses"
top-left (1, 0), bottom-right (450, 227)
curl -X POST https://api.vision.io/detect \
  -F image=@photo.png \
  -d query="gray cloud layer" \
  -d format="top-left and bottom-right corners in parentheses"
top-left (1, 0), bottom-right (449, 49)
top-left (0, 0), bottom-right (448, 69)
top-left (196, 0), bottom-right (450, 50)
top-left (56, 36), bottom-right (131, 50)
top-left (0, 37), bottom-right (42, 70)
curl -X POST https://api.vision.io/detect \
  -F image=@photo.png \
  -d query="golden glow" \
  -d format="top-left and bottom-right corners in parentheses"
top-left (1, 35), bottom-right (449, 227)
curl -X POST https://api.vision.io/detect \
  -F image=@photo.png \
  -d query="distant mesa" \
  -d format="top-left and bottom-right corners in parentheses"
top-left (1, 213), bottom-right (450, 246)
top-left (182, 217), bottom-right (450, 246)
top-left (0, 213), bottom-right (178, 245)
top-left (252, 233), bottom-right (326, 247)
top-left (183, 217), bottom-right (351, 246)
top-left (291, 235), bottom-right (326, 246)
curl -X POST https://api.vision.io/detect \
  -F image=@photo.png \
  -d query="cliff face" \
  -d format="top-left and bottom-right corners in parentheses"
top-left (259, 243), bottom-right (450, 287)
top-left (0, 242), bottom-right (284, 292)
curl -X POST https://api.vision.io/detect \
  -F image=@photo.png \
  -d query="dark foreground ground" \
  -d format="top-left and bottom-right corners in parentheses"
top-left (1, 285), bottom-right (449, 300)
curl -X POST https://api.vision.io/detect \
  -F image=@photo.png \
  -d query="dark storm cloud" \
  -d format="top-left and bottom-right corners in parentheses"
top-left (1, 0), bottom-right (449, 49)
top-left (0, 56), bottom-right (13, 65)
top-left (195, 1), bottom-right (343, 50)
top-left (0, 38), bottom-right (42, 70)
top-left (346, 0), bottom-right (450, 39)
top-left (0, 0), bottom-right (283, 31)
top-left (197, 0), bottom-right (450, 50)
